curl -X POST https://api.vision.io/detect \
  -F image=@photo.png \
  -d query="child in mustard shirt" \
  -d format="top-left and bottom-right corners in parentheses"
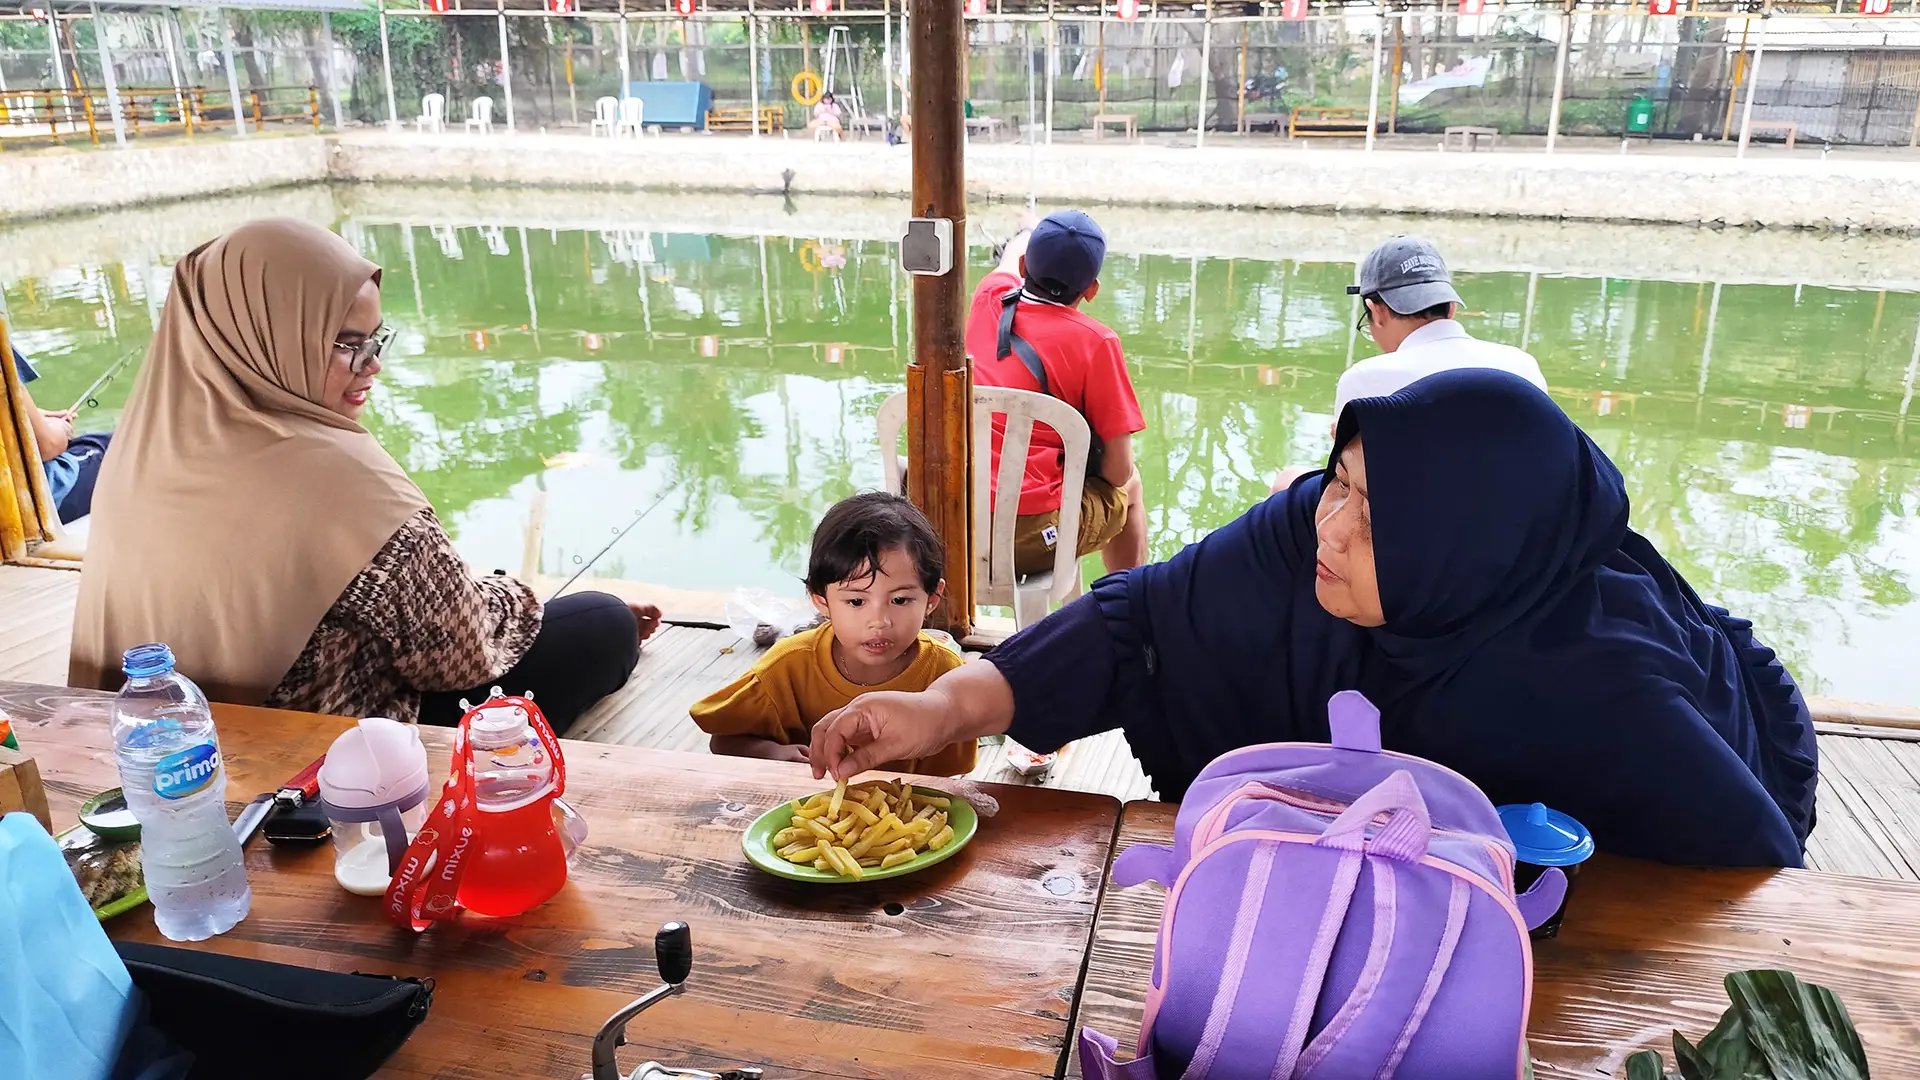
top-left (691, 492), bottom-right (975, 776)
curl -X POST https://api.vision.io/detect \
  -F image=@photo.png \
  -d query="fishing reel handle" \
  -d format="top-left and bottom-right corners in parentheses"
top-left (590, 923), bottom-right (695, 1080)
top-left (656, 922), bottom-right (691, 985)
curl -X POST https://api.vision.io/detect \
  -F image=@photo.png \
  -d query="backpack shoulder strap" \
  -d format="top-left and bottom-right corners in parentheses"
top-left (997, 287), bottom-right (1050, 394)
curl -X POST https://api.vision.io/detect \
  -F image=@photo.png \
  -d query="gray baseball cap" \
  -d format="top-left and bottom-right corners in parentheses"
top-left (1346, 236), bottom-right (1463, 315)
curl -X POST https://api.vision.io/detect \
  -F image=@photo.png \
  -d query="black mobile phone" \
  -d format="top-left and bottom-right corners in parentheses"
top-left (261, 800), bottom-right (332, 846)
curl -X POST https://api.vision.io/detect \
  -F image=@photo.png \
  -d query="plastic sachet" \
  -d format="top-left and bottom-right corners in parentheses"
top-left (0, 812), bottom-right (140, 1080)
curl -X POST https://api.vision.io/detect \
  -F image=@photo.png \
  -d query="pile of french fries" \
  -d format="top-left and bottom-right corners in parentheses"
top-left (772, 777), bottom-right (957, 880)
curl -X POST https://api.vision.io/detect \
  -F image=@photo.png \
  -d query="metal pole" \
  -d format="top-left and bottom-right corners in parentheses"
top-left (162, 11), bottom-right (188, 129)
top-left (1545, 3), bottom-right (1571, 153)
top-left (1196, 3), bottom-right (1212, 148)
top-left (618, 3), bottom-right (631, 105)
top-left (884, 0), bottom-right (894, 121)
top-left (1736, 13), bottom-right (1769, 158)
top-left (498, 6), bottom-right (516, 132)
top-left (91, 5), bottom-right (126, 147)
top-left (1026, 20), bottom-right (1036, 203)
top-left (376, 0), bottom-right (397, 130)
top-left (748, 14), bottom-right (760, 136)
top-left (1045, 10), bottom-right (1056, 144)
top-left (220, 8), bottom-right (248, 136)
top-left (48, 14), bottom-right (68, 114)
top-left (906, 0), bottom-right (972, 637)
top-left (1364, 12), bottom-right (1383, 152)
top-left (321, 12), bottom-right (344, 129)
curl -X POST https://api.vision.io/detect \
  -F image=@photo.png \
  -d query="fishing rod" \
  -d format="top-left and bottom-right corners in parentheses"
top-left (548, 487), bottom-right (675, 601)
top-left (66, 347), bottom-right (142, 415)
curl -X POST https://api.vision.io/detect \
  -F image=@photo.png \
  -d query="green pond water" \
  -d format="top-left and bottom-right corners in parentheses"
top-left (10, 207), bottom-right (1920, 705)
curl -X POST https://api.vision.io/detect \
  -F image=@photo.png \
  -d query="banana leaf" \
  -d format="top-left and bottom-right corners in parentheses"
top-left (1613, 969), bottom-right (1868, 1080)
top-left (1723, 970), bottom-right (1869, 1080)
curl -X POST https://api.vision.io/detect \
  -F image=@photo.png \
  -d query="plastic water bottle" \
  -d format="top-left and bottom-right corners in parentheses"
top-left (112, 642), bottom-right (251, 941)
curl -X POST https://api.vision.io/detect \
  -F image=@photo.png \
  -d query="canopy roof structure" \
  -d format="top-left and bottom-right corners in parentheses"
top-left (18, 0), bottom-right (1915, 16)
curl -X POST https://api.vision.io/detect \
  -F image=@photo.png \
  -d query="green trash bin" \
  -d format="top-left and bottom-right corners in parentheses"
top-left (1626, 96), bottom-right (1653, 135)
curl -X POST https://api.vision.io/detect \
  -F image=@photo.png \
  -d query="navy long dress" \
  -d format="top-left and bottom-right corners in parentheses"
top-left (992, 369), bottom-right (1817, 868)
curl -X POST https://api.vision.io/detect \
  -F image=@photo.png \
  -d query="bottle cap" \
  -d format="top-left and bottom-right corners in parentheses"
top-left (318, 718), bottom-right (431, 813)
top-left (1497, 802), bottom-right (1594, 867)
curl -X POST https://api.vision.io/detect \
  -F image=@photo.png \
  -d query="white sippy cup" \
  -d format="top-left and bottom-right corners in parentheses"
top-left (317, 717), bottom-right (431, 897)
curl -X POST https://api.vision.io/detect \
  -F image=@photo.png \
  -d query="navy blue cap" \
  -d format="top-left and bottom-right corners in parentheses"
top-left (1023, 210), bottom-right (1107, 304)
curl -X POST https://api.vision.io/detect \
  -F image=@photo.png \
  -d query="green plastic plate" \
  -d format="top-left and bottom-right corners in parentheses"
top-left (56, 823), bottom-right (149, 921)
top-left (742, 784), bottom-right (979, 884)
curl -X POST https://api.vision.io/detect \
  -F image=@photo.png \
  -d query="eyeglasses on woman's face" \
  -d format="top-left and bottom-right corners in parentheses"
top-left (333, 323), bottom-right (394, 376)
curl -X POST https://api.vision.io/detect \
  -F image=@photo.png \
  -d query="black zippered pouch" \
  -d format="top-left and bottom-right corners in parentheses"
top-left (113, 940), bottom-right (433, 1080)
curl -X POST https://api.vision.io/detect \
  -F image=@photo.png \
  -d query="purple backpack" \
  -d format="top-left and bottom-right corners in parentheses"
top-left (1079, 691), bottom-right (1566, 1080)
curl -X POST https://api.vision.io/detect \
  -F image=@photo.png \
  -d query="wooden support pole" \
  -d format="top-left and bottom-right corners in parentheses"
top-left (906, 0), bottom-right (973, 637)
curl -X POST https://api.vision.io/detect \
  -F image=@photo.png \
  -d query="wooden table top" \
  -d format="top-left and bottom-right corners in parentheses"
top-left (1069, 800), bottom-right (1920, 1080)
top-left (4, 681), bottom-right (1122, 1080)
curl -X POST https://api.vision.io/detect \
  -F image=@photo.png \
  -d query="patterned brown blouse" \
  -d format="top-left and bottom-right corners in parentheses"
top-left (266, 508), bottom-right (543, 722)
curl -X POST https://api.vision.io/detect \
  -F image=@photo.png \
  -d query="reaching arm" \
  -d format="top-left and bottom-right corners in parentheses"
top-left (17, 381), bottom-right (72, 463)
top-left (994, 229), bottom-right (1032, 278)
top-left (810, 657), bottom-right (1016, 780)
top-left (991, 210), bottom-right (1042, 278)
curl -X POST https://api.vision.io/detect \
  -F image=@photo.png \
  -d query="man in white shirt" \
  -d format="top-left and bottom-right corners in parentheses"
top-left (1271, 236), bottom-right (1549, 492)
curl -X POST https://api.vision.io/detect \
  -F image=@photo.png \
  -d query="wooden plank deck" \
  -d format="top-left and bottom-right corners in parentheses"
top-left (0, 563), bottom-right (79, 685)
top-left (1, 572), bottom-right (1913, 879)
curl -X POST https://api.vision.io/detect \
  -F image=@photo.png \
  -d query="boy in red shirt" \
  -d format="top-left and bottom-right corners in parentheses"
top-left (964, 210), bottom-right (1147, 576)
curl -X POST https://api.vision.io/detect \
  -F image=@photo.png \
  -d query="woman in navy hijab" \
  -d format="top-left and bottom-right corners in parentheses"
top-left (810, 370), bottom-right (1817, 867)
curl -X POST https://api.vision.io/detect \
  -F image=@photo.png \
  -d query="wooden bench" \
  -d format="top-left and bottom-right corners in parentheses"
top-left (1239, 112), bottom-right (1289, 135)
top-left (704, 105), bottom-right (781, 134)
top-left (1444, 124), bottom-right (1501, 151)
top-left (1288, 105), bottom-right (1373, 138)
top-left (1746, 119), bottom-right (1798, 149)
top-left (1091, 112), bottom-right (1138, 140)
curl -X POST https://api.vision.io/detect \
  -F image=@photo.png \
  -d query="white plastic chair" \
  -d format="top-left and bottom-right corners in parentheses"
top-left (616, 96), bottom-right (646, 138)
top-left (464, 96), bottom-right (494, 134)
top-left (877, 386), bottom-right (1089, 629)
top-left (414, 92), bottom-right (445, 133)
top-left (590, 96), bottom-right (619, 137)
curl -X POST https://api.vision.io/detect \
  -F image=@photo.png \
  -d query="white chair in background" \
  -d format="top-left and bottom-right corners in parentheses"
top-left (590, 96), bottom-right (620, 137)
top-left (616, 96), bottom-right (646, 138)
top-left (464, 96), bottom-right (494, 134)
top-left (414, 92), bottom-right (446, 133)
top-left (877, 386), bottom-right (1089, 629)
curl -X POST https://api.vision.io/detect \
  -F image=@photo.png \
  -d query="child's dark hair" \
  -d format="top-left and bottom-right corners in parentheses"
top-left (805, 492), bottom-right (944, 596)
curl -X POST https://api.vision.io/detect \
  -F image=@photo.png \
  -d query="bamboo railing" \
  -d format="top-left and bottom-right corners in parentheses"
top-left (0, 84), bottom-right (321, 148)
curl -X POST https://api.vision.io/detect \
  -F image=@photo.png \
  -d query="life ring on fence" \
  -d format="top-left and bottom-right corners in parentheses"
top-left (798, 240), bottom-right (824, 273)
top-left (791, 71), bottom-right (824, 107)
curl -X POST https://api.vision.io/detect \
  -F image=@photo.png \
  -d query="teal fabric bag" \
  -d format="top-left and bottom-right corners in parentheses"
top-left (0, 812), bottom-right (140, 1080)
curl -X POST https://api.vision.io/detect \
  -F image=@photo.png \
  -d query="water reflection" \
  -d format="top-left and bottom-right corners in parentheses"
top-left (8, 217), bottom-right (1919, 704)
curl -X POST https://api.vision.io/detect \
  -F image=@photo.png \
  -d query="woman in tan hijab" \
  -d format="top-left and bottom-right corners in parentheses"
top-left (70, 219), bottom-right (659, 731)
